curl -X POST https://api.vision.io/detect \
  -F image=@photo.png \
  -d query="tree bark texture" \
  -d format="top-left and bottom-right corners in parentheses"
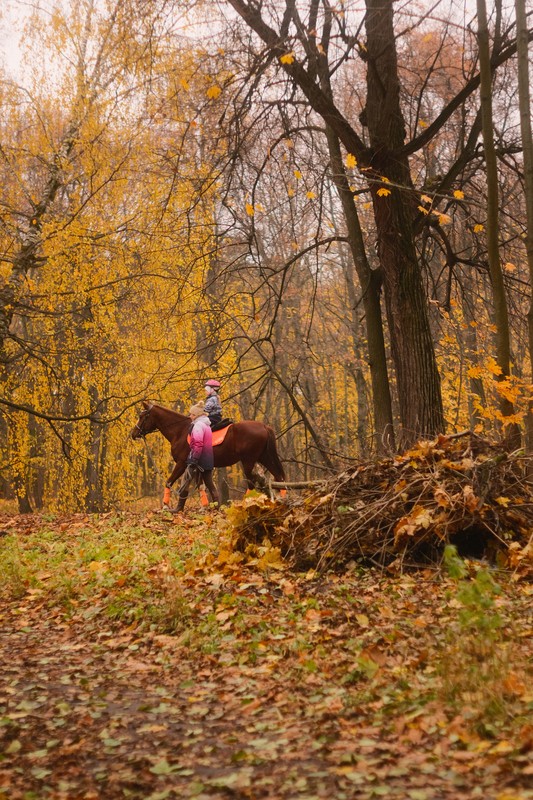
top-left (364, 0), bottom-right (444, 442)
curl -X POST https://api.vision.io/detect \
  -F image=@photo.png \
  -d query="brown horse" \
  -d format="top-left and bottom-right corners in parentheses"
top-left (131, 401), bottom-right (285, 503)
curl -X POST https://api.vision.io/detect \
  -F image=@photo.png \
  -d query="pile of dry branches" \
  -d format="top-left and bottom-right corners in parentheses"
top-left (231, 433), bottom-right (533, 573)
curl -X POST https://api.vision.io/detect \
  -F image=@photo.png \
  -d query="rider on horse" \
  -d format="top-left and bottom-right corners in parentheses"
top-left (204, 379), bottom-right (222, 428)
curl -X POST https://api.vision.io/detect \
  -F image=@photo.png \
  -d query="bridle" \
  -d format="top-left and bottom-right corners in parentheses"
top-left (133, 407), bottom-right (152, 438)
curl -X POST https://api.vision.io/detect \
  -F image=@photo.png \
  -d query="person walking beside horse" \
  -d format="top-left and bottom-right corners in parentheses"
top-left (173, 403), bottom-right (219, 515)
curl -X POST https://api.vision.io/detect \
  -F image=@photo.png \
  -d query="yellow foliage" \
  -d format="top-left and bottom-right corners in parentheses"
top-left (345, 153), bottom-right (357, 168)
top-left (486, 358), bottom-right (503, 376)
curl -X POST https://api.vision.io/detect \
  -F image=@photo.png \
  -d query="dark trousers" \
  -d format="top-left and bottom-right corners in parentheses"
top-left (176, 465), bottom-right (219, 511)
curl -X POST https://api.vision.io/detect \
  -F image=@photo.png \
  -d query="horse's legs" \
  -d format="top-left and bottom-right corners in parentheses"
top-left (241, 461), bottom-right (257, 491)
top-left (241, 461), bottom-right (270, 493)
top-left (203, 470), bottom-right (219, 507)
top-left (162, 462), bottom-right (186, 507)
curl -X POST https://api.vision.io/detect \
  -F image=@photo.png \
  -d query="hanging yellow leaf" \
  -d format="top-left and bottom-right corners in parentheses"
top-left (495, 380), bottom-right (520, 403)
top-left (245, 202), bottom-right (255, 216)
top-left (420, 194), bottom-right (433, 204)
top-left (504, 262), bottom-right (516, 272)
top-left (345, 153), bottom-right (357, 169)
top-left (418, 119), bottom-right (428, 128)
top-left (280, 52), bottom-right (295, 64)
top-left (453, 189), bottom-right (464, 199)
top-left (474, 223), bottom-right (484, 233)
top-left (206, 85), bottom-right (222, 99)
top-left (294, 169), bottom-right (302, 179)
top-left (486, 357), bottom-right (503, 376)
top-left (180, 78), bottom-right (190, 91)
top-left (467, 365), bottom-right (483, 379)
top-left (306, 191), bottom-right (316, 199)
top-left (418, 205), bottom-right (429, 215)
top-left (377, 187), bottom-right (391, 197)
top-left (438, 213), bottom-right (451, 225)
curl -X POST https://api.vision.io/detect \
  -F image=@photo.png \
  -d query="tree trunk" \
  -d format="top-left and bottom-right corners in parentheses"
top-left (324, 128), bottom-right (395, 452)
top-left (477, 0), bottom-right (521, 448)
top-left (364, 0), bottom-right (444, 444)
top-left (515, 0), bottom-right (533, 453)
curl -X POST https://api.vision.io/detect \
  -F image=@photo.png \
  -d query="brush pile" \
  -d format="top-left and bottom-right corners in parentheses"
top-left (229, 432), bottom-right (533, 574)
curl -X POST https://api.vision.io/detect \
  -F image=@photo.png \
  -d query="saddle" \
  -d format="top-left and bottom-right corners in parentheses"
top-left (212, 422), bottom-right (232, 446)
top-left (211, 417), bottom-right (232, 432)
top-left (187, 420), bottom-right (232, 447)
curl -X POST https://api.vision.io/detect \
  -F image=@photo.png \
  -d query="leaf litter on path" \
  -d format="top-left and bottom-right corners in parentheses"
top-left (0, 511), bottom-right (532, 799)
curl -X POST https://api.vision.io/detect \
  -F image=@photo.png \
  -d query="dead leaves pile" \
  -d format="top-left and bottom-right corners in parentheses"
top-left (228, 433), bottom-right (533, 575)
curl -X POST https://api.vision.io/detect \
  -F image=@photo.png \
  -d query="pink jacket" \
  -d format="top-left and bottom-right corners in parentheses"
top-left (189, 415), bottom-right (214, 470)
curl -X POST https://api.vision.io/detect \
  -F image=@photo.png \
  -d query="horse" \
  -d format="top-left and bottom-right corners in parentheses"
top-left (131, 401), bottom-right (286, 506)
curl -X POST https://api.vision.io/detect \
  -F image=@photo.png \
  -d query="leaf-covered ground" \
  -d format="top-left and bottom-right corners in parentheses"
top-left (1, 509), bottom-right (532, 800)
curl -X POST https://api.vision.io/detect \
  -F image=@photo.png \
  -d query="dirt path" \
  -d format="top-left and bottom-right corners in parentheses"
top-left (1, 601), bottom-right (531, 800)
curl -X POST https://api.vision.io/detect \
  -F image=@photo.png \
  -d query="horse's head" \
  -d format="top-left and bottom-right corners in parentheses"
top-left (131, 400), bottom-right (157, 440)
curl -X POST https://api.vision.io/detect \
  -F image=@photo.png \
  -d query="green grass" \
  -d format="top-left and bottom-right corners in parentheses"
top-left (0, 512), bottom-right (223, 635)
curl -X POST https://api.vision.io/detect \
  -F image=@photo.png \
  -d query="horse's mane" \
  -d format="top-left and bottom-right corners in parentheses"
top-left (148, 402), bottom-right (190, 423)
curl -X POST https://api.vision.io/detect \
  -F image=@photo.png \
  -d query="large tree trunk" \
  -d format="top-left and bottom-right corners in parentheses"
top-left (364, 0), bottom-right (444, 444)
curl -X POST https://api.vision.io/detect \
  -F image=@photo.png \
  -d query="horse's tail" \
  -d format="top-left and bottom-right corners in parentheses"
top-left (260, 426), bottom-right (285, 482)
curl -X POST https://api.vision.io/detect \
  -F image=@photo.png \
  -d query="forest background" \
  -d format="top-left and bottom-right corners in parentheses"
top-left (1, 0), bottom-right (533, 514)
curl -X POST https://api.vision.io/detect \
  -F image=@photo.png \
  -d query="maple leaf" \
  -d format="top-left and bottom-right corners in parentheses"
top-left (474, 223), bottom-right (484, 233)
top-left (206, 85), bottom-right (222, 99)
top-left (377, 187), bottom-right (391, 197)
top-left (453, 189), bottom-right (465, 199)
top-left (245, 202), bottom-right (255, 216)
top-left (280, 52), bottom-right (295, 64)
top-left (345, 153), bottom-right (357, 168)
top-left (486, 357), bottom-right (503, 376)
